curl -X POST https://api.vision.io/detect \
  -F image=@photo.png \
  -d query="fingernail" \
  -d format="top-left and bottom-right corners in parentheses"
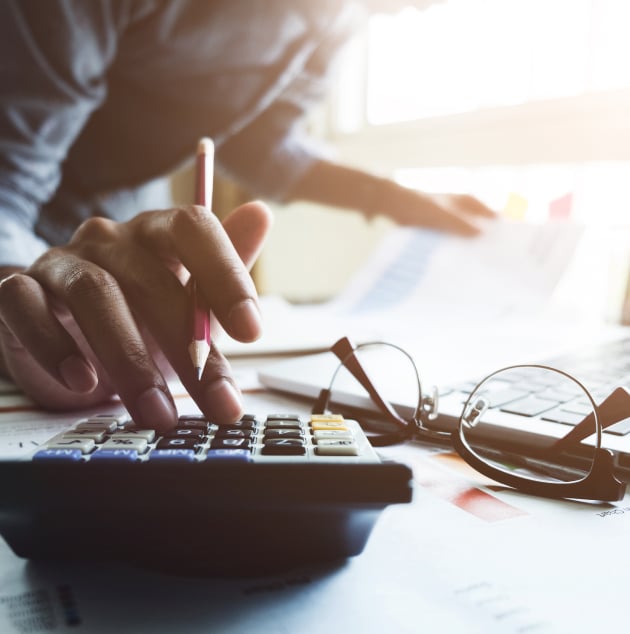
top-left (59, 355), bottom-right (98, 393)
top-left (205, 378), bottom-right (243, 424)
top-left (228, 299), bottom-right (262, 341)
top-left (136, 387), bottom-right (178, 430)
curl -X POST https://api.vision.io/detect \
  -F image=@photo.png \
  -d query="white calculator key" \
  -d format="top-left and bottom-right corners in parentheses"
top-left (313, 430), bottom-right (354, 440)
top-left (54, 429), bottom-right (107, 442)
top-left (75, 421), bottom-right (118, 433)
top-left (112, 429), bottom-right (156, 442)
top-left (45, 438), bottom-right (96, 454)
top-left (315, 439), bottom-right (359, 456)
top-left (101, 438), bottom-right (148, 453)
top-left (86, 414), bottom-right (129, 427)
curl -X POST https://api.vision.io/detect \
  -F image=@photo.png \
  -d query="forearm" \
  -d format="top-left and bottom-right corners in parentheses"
top-left (284, 159), bottom-right (397, 219)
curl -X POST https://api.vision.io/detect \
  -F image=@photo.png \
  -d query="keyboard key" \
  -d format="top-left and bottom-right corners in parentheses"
top-left (148, 449), bottom-right (196, 462)
top-left (90, 449), bottom-right (138, 461)
top-left (262, 439), bottom-right (305, 455)
top-left (604, 417), bottom-right (630, 436)
top-left (500, 396), bottom-right (559, 417)
top-left (33, 449), bottom-right (83, 462)
top-left (541, 409), bottom-right (586, 426)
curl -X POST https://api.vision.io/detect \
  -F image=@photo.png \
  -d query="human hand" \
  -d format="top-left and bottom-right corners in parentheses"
top-left (378, 184), bottom-right (497, 236)
top-left (0, 201), bottom-right (273, 431)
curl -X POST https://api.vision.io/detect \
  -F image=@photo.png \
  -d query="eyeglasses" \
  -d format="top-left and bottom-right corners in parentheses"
top-left (312, 337), bottom-right (626, 502)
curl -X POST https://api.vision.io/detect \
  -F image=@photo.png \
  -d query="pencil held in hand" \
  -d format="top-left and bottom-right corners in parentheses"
top-left (189, 137), bottom-right (214, 380)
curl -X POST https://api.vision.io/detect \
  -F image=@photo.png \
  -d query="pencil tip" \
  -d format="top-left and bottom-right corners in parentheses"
top-left (196, 366), bottom-right (203, 381)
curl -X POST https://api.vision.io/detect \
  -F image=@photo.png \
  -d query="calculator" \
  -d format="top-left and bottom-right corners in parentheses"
top-left (0, 412), bottom-right (412, 576)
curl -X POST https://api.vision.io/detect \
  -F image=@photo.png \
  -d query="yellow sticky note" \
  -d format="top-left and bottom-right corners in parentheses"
top-left (503, 193), bottom-right (528, 220)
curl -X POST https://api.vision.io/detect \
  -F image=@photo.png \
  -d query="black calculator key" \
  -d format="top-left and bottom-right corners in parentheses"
top-left (165, 428), bottom-right (205, 439)
top-left (210, 438), bottom-right (251, 450)
top-left (214, 428), bottom-right (253, 439)
top-left (266, 414), bottom-right (301, 422)
top-left (265, 420), bottom-right (301, 430)
top-left (264, 429), bottom-right (303, 440)
top-left (262, 439), bottom-right (306, 455)
top-left (156, 438), bottom-right (198, 450)
top-left (216, 420), bottom-right (256, 430)
top-left (177, 421), bottom-right (210, 432)
top-left (239, 414), bottom-right (258, 422)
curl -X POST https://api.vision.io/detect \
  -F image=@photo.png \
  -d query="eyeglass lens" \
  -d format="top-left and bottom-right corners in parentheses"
top-left (459, 366), bottom-right (599, 485)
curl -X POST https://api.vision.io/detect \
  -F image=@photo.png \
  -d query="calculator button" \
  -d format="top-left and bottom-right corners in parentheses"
top-left (149, 449), bottom-right (196, 462)
top-left (164, 428), bottom-right (205, 440)
top-left (177, 421), bottom-right (210, 432)
top-left (45, 438), bottom-right (95, 454)
top-left (216, 420), bottom-right (257, 430)
top-left (265, 421), bottom-right (301, 429)
top-left (239, 414), bottom-right (258, 423)
top-left (101, 438), bottom-right (148, 453)
top-left (56, 429), bottom-right (107, 442)
top-left (313, 430), bottom-right (353, 440)
top-left (264, 429), bottom-right (303, 440)
top-left (75, 421), bottom-right (117, 433)
top-left (87, 413), bottom-right (129, 425)
top-left (262, 439), bottom-right (306, 455)
top-left (206, 449), bottom-right (251, 462)
top-left (214, 428), bottom-right (253, 439)
top-left (112, 428), bottom-right (156, 441)
top-left (156, 438), bottom-right (199, 450)
top-left (33, 449), bottom-right (83, 462)
top-left (311, 421), bottom-right (349, 431)
top-left (210, 438), bottom-right (251, 450)
top-left (178, 415), bottom-right (210, 423)
top-left (315, 440), bottom-right (359, 456)
top-left (90, 449), bottom-right (139, 461)
top-left (266, 414), bottom-right (301, 422)
top-left (310, 414), bottom-right (344, 423)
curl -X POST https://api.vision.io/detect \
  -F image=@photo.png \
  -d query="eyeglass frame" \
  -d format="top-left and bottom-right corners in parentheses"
top-left (312, 336), bottom-right (625, 502)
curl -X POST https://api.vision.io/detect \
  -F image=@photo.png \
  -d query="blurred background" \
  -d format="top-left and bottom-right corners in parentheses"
top-left (173, 0), bottom-right (630, 323)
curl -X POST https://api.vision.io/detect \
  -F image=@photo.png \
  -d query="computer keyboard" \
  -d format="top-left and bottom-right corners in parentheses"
top-left (0, 412), bottom-right (412, 576)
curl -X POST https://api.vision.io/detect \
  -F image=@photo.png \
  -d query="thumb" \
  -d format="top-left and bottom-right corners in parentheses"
top-left (221, 201), bottom-right (274, 271)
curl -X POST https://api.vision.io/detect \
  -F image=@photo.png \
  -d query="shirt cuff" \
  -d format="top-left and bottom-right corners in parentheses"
top-left (0, 213), bottom-right (49, 268)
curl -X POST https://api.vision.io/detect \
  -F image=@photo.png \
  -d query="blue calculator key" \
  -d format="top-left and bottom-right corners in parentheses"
top-left (149, 449), bottom-right (196, 462)
top-left (33, 449), bottom-right (84, 462)
top-left (90, 449), bottom-right (139, 461)
top-left (206, 449), bottom-right (251, 462)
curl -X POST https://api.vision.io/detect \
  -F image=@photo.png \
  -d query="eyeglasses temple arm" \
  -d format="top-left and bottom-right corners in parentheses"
top-left (551, 386), bottom-right (630, 452)
top-left (329, 337), bottom-right (409, 430)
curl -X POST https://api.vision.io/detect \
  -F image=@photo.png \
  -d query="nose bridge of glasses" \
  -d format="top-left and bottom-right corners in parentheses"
top-left (462, 396), bottom-right (490, 428)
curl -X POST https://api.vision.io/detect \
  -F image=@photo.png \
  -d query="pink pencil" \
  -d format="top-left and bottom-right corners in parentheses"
top-left (189, 137), bottom-right (214, 380)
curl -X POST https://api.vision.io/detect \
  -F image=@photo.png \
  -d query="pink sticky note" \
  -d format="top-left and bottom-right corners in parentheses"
top-left (549, 192), bottom-right (573, 219)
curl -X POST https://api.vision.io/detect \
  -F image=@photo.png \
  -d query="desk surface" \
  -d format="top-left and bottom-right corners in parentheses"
top-left (0, 370), bottom-right (627, 634)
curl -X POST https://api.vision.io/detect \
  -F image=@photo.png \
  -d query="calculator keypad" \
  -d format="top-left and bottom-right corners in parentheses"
top-left (31, 412), bottom-right (377, 463)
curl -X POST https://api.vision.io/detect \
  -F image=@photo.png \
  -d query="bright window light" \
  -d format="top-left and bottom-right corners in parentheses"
top-left (366, 0), bottom-right (630, 124)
